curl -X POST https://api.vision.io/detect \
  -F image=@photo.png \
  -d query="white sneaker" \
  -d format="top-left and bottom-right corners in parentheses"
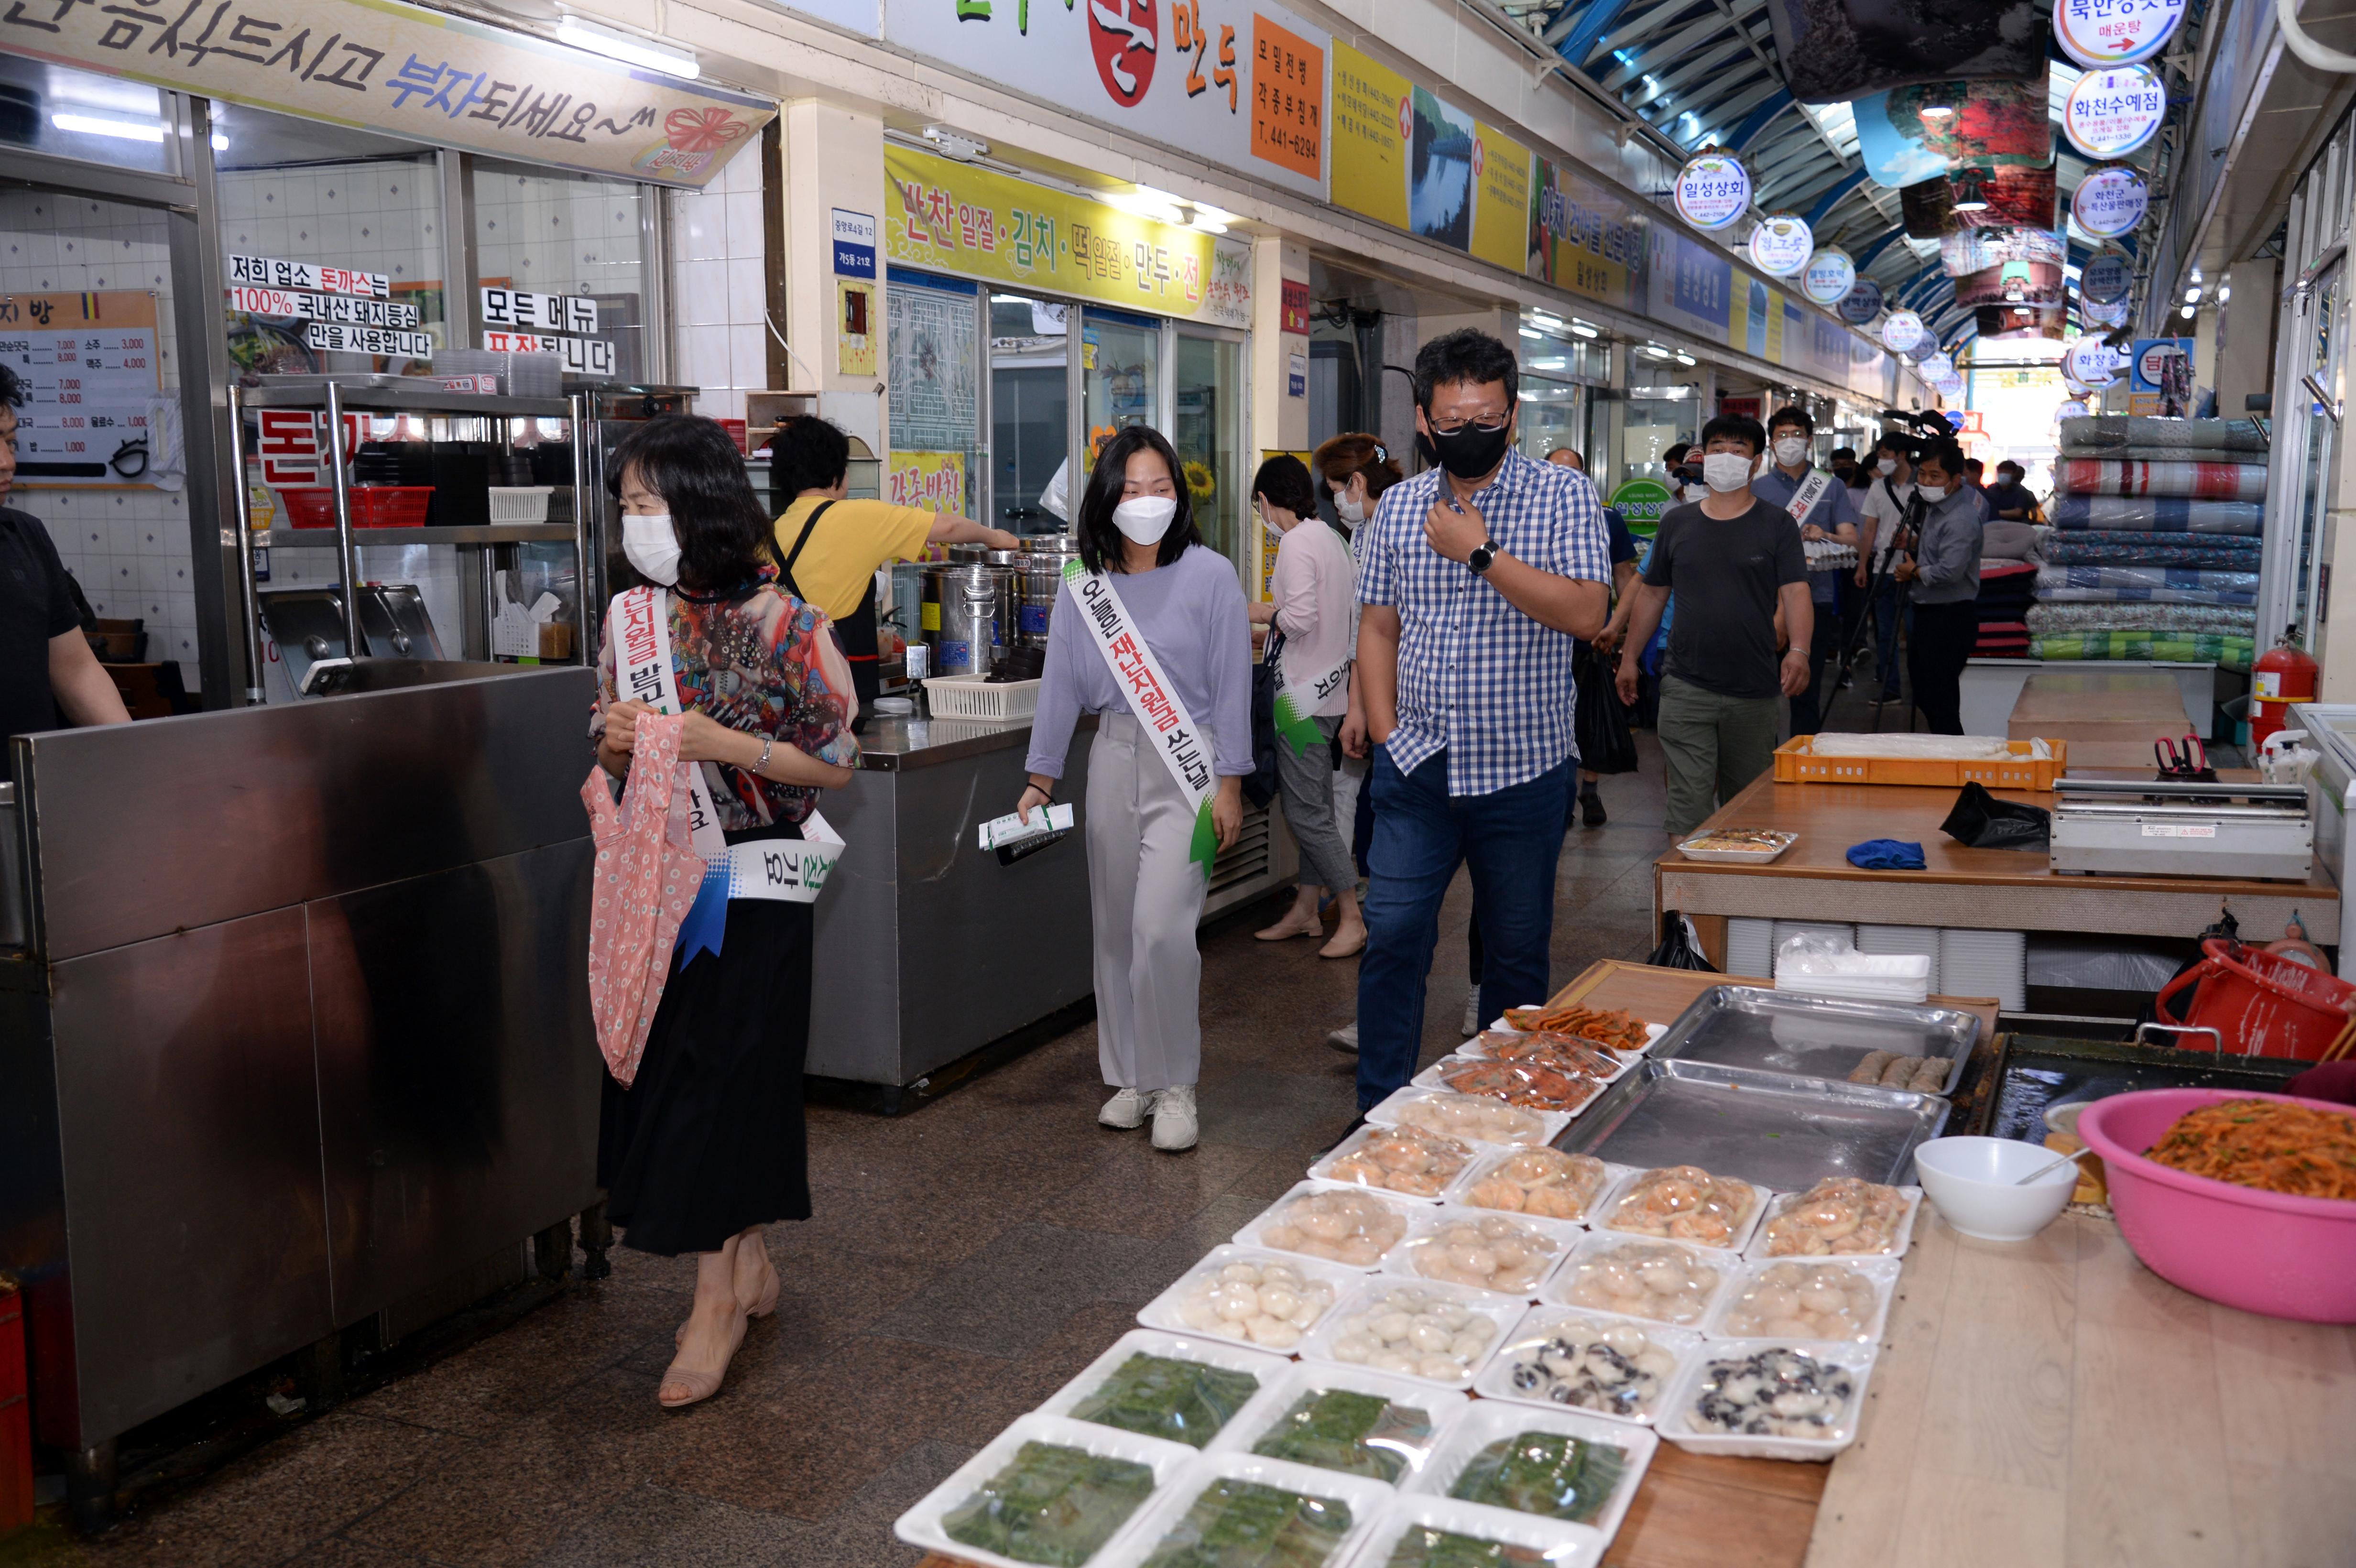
top-left (1100, 1087), bottom-right (1157, 1129)
top-left (1326, 1023), bottom-right (1359, 1055)
top-left (1461, 993), bottom-right (1482, 1037)
top-left (1151, 1085), bottom-right (1200, 1152)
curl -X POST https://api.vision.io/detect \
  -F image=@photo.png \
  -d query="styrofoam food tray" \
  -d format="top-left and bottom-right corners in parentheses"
top-left (1206, 1361), bottom-right (1472, 1488)
top-left (1343, 1494), bottom-right (1605, 1568)
top-left (1656, 1338), bottom-right (1881, 1461)
top-left (1676, 830), bottom-right (1798, 863)
top-left (1035, 1328), bottom-right (1295, 1451)
top-left (1381, 1205), bottom-right (1585, 1301)
top-left (1441, 1150), bottom-right (1637, 1225)
top-left (1098, 1451), bottom-right (1393, 1568)
top-left (1744, 1183), bottom-right (1923, 1263)
top-left (1702, 1256), bottom-right (1903, 1345)
top-left (1365, 1086), bottom-right (1569, 1148)
top-left (893, 1411), bottom-right (1193, 1568)
top-left (1136, 1245), bottom-right (1367, 1353)
top-left (1406, 1393), bottom-right (1657, 1547)
top-left (1588, 1169), bottom-right (1770, 1256)
top-left (1540, 1232), bottom-right (1742, 1331)
top-left (1471, 1305), bottom-right (1708, 1427)
top-left (1296, 1276), bottom-right (1525, 1389)
top-left (1308, 1122), bottom-right (1488, 1205)
top-left (1233, 1182), bottom-right (1422, 1270)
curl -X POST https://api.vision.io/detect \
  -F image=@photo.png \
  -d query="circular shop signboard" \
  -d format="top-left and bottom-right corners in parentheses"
top-left (2072, 163), bottom-right (2149, 240)
top-left (2056, 399), bottom-right (2090, 423)
top-left (1749, 213), bottom-right (1814, 277)
top-left (1839, 276), bottom-right (1886, 325)
top-left (1675, 154), bottom-right (1752, 230)
top-left (2064, 64), bottom-right (2166, 159)
top-left (1882, 310), bottom-right (1926, 354)
top-left (1920, 351), bottom-right (1955, 383)
top-left (2081, 293), bottom-right (2131, 327)
top-left (2054, 0), bottom-right (2185, 69)
top-left (1803, 247), bottom-right (1856, 305)
top-left (2067, 335), bottom-right (2124, 386)
top-left (1608, 477), bottom-right (1675, 537)
top-left (2080, 248), bottom-right (2134, 305)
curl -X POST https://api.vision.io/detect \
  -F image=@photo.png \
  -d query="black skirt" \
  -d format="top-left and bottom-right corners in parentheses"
top-left (598, 823), bottom-right (814, 1256)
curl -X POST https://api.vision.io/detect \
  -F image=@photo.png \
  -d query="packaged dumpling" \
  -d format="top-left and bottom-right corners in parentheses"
top-left (1253, 1187), bottom-right (1412, 1267)
top-left (1598, 1165), bottom-right (1760, 1250)
top-left (1462, 1148), bottom-right (1611, 1220)
top-left (1557, 1239), bottom-right (1723, 1326)
top-left (1398, 1213), bottom-right (1566, 1295)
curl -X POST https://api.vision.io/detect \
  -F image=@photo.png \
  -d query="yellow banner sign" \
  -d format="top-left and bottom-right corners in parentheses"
top-left (1470, 123), bottom-right (1530, 275)
top-left (885, 146), bottom-right (1223, 321)
top-left (0, 0), bottom-right (773, 188)
top-left (1331, 44), bottom-right (1410, 231)
top-left (887, 450), bottom-right (966, 515)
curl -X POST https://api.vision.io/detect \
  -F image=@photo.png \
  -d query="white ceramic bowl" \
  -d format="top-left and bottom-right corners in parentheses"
top-left (1911, 1136), bottom-right (2077, 1242)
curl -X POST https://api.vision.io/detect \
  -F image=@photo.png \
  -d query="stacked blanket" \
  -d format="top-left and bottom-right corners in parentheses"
top-left (2032, 417), bottom-right (2269, 672)
top-left (1977, 560), bottom-right (2037, 657)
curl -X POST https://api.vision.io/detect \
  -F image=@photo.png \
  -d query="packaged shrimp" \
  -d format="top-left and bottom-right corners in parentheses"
top-left (1595, 1165), bottom-right (1764, 1252)
top-left (1752, 1178), bottom-right (1918, 1259)
top-left (1430, 1055), bottom-right (1603, 1114)
top-left (1310, 1123), bottom-right (1475, 1201)
top-left (1454, 1147), bottom-right (1615, 1222)
top-left (1371, 1088), bottom-right (1558, 1148)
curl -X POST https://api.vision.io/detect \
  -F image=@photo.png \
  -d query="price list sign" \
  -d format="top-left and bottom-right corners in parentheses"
top-left (0, 290), bottom-right (162, 486)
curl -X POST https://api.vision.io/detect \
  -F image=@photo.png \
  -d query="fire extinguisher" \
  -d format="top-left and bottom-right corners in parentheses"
top-left (2252, 625), bottom-right (2320, 751)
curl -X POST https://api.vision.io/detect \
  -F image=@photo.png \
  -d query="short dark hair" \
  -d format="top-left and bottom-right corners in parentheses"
top-left (1663, 441), bottom-right (1691, 467)
top-left (609, 415), bottom-right (775, 594)
top-left (1252, 453), bottom-right (1319, 518)
top-left (0, 361), bottom-right (22, 409)
top-left (1076, 425), bottom-right (1202, 574)
top-left (1915, 438), bottom-right (1967, 479)
top-left (1700, 413), bottom-right (1766, 456)
top-left (1767, 405), bottom-right (1813, 436)
top-left (1830, 446), bottom-right (1858, 464)
top-left (1413, 327), bottom-right (1516, 411)
top-left (1963, 457), bottom-right (1985, 476)
top-left (1997, 459), bottom-right (2023, 478)
top-left (770, 414), bottom-right (851, 498)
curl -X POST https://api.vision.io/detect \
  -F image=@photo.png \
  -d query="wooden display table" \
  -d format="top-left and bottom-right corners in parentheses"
top-left (2007, 667), bottom-right (2200, 769)
top-left (1656, 772), bottom-right (2339, 955)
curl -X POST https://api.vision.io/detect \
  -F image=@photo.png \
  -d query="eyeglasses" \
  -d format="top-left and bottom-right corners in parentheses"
top-left (1428, 414), bottom-right (1510, 436)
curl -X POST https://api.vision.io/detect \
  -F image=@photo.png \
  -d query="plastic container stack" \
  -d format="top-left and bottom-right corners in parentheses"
top-left (2029, 415), bottom-right (2269, 672)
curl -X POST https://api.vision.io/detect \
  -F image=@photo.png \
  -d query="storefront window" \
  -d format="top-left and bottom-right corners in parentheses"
top-left (0, 54), bottom-right (175, 176)
top-left (1623, 378), bottom-right (1698, 479)
top-left (989, 293), bottom-right (1067, 534)
top-left (1516, 376), bottom-right (1586, 469)
top-left (1084, 308), bottom-right (1160, 457)
top-left (889, 271), bottom-right (983, 524)
top-left (1173, 332), bottom-right (1243, 560)
top-left (473, 161), bottom-right (652, 382)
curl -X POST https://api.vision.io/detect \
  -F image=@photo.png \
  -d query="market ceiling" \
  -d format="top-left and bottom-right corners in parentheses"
top-left (1525, 0), bottom-right (2184, 353)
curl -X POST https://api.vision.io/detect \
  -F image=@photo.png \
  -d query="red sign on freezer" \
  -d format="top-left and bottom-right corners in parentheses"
top-left (482, 331), bottom-right (616, 377)
top-left (227, 254), bottom-right (390, 300)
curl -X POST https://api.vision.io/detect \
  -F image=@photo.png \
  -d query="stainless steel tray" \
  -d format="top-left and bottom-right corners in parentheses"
top-left (1556, 1058), bottom-right (1950, 1191)
top-left (1650, 986), bottom-right (1980, 1098)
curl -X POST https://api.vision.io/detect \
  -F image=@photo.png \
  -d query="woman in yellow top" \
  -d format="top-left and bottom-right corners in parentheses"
top-left (768, 416), bottom-right (1018, 715)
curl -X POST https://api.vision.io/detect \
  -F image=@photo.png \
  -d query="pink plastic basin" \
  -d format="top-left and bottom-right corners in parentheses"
top-left (2077, 1087), bottom-right (2356, 1323)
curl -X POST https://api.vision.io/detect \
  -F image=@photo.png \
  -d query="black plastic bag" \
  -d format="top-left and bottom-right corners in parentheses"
top-left (1647, 910), bottom-right (1717, 972)
top-left (1244, 632), bottom-right (1282, 811)
top-left (1940, 781), bottom-right (2050, 851)
top-left (1574, 644), bottom-right (1639, 776)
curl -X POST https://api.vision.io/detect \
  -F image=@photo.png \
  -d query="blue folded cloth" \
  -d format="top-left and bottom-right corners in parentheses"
top-left (1847, 838), bottom-right (1926, 871)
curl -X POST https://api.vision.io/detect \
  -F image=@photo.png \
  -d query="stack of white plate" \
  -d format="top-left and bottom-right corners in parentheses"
top-left (1725, 917), bottom-right (1775, 978)
top-left (1771, 921), bottom-right (1856, 950)
top-left (1939, 927), bottom-right (2027, 1012)
top-left (1774, 950), bottom-right (1932, 1005)
top-left (1858, 925), bottom-right (1942, 992)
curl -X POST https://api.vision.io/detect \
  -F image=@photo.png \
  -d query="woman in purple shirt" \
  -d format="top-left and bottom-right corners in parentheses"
top-left (1015, 428), bottom-right (1253, 1152)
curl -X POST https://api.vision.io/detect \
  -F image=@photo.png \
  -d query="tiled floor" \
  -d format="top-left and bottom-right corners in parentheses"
top-left (24, 744), bottom-right (1683, 1568)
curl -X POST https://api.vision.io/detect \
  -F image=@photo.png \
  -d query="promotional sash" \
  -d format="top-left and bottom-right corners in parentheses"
top-left (1062, 559), bottom-right (1221, 869)
top-left (611, 588), bottom-right (846, 958)
top-left (1272, 647), bottom-right (1350, 759)
top-left (1781, 468), bottom-right (1835, 527)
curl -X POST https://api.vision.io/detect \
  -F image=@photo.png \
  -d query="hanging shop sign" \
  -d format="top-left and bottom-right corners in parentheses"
top-left (1747, 214), bottom-right (1814, 277)
top-left (2064, 65), bottom-right (2166, 159)
top-left (1838, 277), bottom-right (1885, 325)
top-left (1, 0), bottom-right (774, 188)
top-left (896, 0), bottom-right (1330, 199)
top-left (2081, 293), bottom-right (2131, 327)
top-left (2072, 163), bottom-right (2149, 239)
top-left (1881, 309), bottom-right (1926, 353)
top-left (1854, 76), bottom-right (2052, 187)
top-left (1673, 153), bottom-right (1751, 230)
top-left (2067, 335), bottom-right (2125, 386)
top-left (1527, 158), bottom-right (1646, 313)
top-left (2130, 336), bottom-right (2196, 416)
top-left (0, 291), bottom-right (164, 488)
top-left (1802, 248), bottom-right (1856, 306)
top-left (2081, 249), bottom-right (2134, 304)
top-left (1920, 352), bottom-right (1955, 383)
top-left (2054, 0), bottom-right (2187, 68)
top-left (2056, 399), bottom-right (2090, 422)
top-left (1900, 164), bottom-right (2059, 238)
top-left (886, 450), bottom-right (966, 514)
top-left (885, 145), bottom-right (1248, 324)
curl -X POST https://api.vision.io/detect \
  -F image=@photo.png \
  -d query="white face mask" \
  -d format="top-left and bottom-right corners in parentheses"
top-left (1876, 457), bottom-right (1898, 476)
top-left (1772, 436), bottom-right (1809, 467)
top-left (1333, 488), bottom-right (1366, 524)
top-left (1112, 494), bottom-right (1178, 545)
top-left (1256, 504), bottom-right (1287, 543)
top-left (1702, 452), bottom-right (1754, 493)
top-left (622, 512), bottom-right (682, 586)
top-left (1916, 483), bottom-right (1948, 503)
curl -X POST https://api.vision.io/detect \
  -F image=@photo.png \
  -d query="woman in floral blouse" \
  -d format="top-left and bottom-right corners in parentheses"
top-left (592, 415), bottom-right (859, 1409)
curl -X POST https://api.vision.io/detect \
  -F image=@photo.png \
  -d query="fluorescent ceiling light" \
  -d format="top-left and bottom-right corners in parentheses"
top-left (2184, 286), bottom-right (2202, 303)
top-left (1520, 328), bottom-right (1544, 339)
top-left (1571, 323), bottom-right (1599, 338)
top-left (1530, 311), bottom-right (1564, 327)
top-left (52, 111), bottom-right (164, 142)
top-left (2180, 304), bottom-right (2196, 319)
top-left (556, 17), bottom-right (699, 79)
top-left (1674, 352), bottom-right (1696, 365)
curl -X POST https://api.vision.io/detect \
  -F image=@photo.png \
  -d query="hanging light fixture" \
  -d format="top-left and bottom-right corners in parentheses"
top-left (1952, 169), bottom-right (1989, 212)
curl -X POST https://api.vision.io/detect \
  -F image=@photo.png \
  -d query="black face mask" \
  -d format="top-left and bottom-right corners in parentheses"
top-left (1419, 419), bottom-right (1513, 480)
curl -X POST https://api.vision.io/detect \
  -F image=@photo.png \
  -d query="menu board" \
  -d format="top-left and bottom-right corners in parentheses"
top-left (0, 291), bottom-right (163, 487)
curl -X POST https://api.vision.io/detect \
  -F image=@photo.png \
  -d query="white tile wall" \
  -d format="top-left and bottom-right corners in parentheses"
top-left (666, 149), bottom-right (769, 423)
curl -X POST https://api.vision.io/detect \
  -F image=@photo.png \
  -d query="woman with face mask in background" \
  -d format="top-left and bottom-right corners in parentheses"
top-left (593, 415), bottom-right (861, 1410)
top-left (1017, 426), bottom-right (1253, 1151)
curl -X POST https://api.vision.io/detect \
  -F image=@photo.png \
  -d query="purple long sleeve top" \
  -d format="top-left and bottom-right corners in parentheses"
top-left (1024, 544), bottom-right (1256, 781)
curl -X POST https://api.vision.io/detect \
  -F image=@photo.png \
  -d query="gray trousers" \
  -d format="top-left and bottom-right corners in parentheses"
top-left (1086, 712), bottom-right (1210, 1092)
top-left (1277, 714), bottom-right (1356, 893)
top-left (1657, 673), bottom-right (1784, 837)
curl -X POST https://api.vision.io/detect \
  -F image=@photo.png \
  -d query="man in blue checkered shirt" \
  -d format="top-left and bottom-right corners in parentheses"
top-left (1342, 328), bottom-right (1613, 1114)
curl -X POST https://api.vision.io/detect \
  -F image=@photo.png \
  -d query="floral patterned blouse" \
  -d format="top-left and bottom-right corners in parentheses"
top-left (594, 580), bottom-right (860, 829)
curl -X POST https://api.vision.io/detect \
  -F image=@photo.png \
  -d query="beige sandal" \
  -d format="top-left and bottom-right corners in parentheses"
top-left (676, 1257), bottom-right (779, 1347)
top-left (659, 1308), bottom-right (748, 1410)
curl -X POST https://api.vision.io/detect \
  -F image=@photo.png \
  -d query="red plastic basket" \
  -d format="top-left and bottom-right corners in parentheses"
top-left (2153, 937), bottom-right (2356, 1061)
top-left (275, 485), bottom-right (434, 529)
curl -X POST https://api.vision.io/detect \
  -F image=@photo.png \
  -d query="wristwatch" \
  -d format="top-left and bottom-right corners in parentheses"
top-left (1467, 540), bottom-right (1502, 575)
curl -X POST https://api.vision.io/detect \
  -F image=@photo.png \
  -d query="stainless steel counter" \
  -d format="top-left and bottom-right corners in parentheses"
top-left (853, 711), bottom-right (1055, 770)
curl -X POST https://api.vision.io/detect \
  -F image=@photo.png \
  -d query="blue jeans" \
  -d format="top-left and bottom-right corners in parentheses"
top-left (1355, 747), bottom-right (1573, 1112)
